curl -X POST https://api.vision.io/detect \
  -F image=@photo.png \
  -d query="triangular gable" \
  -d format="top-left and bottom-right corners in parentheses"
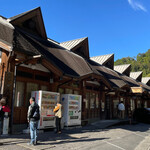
top-left (142, 77), bottom-right (150, 86)
top-left (114, 64), bottom-right (131, 76)
top-left (0, 17), bottom-right (14, 51)
top-left (91, 54), bottom-right (114, 69)
top-left (60, 37), bottom-right (89, 59)
top-left (9, 7), bottom-right (47, 39)
top-left (130, 71), bottom-right (143, 82)
top-left (87, 59), bottom-right (127, 89)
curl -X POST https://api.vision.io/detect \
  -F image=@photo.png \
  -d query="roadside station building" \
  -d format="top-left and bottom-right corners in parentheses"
top-left (0, 7), bottom-right (150, 132)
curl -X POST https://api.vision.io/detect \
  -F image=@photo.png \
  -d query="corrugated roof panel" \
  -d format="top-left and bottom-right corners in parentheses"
top-left (60, 37), bottom-right (87, 50)
top-left (114, 64), bottom-right (131, 74)
top-left (91, 54), bottom-right (114, 65)
top-left (130, 71), bottom-right (143, 80)
top-left (142, 77), bottom-right (150, 84)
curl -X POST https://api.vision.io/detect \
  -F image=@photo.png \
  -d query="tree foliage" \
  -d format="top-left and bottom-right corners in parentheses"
top-left (114, 49), bottom-right (150, 77)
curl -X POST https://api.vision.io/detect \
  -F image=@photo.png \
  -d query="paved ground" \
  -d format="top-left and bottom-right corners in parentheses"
top-left (0, 121), bottom-right (150, 150)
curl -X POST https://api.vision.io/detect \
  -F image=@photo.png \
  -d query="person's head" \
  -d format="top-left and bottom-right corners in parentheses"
top-left (0, 97), bottom-right (6, 106)
top-left (57, 101), bottom-right (61, 106)
top-left (29, 97), bottom-right (35, 104)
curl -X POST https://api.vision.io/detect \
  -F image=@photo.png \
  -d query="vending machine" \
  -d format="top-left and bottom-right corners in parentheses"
top-left (61, 94), bottom-right (82, 126)
top-left (31, 91), bottom-right (60, 129)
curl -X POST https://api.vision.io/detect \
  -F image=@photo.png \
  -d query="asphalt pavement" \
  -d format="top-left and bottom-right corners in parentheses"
top-left (0, 120), bottom-right (150, 150)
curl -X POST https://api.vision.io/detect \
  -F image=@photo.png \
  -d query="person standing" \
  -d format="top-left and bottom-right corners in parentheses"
top-left (0, 97), bottom-right (6, 146)
top-left (53, 102), bottom-right (62, 134)
top-left (27, 97), bottom-right (40, 146)
top-left (118, 101), bottom-right (125, 119)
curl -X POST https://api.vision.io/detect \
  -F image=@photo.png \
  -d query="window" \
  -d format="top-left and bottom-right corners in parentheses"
top-left (96, 94), bottom-right (99, 108)
top-left (65, 88), bottom-right (73, 94)
top-left (40, 85), bottom-right (48, 91)
top-left (137, 100), bottom-right (141, 108)
top-left (85, 93), bottom-right (90, 109)
top-left (90, 93), bottom-right (95, 109)
top-left (144, 101), bottom-right (147, 108)
top-left (74, 90), bottom-right (79, 95)
top-left (15, 81), bottom-right (25, 107)
top-left (130, 99), bottom-right (135, 110)
top-left (26, 83), bottom-right (38, 106)
top-left (58, 88), bottom-right (64, 94)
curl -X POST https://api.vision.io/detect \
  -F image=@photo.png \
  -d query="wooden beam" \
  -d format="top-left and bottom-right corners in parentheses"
top-left (42, 59), bottom-right (63, 76)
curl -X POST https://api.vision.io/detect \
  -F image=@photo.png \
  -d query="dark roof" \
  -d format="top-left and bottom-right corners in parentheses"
top-left (9, 7), bottom-right (40, 21)
top-left (14, 27), bottom-right (94, 78)
top-left (9, 7), bottom-right (47, 39)
top-left (138, 82), bottom-right (150, 92)
top-left (88, 59), bottom-right (127, 89)
top-left (0, 17), bottom-right (14, 51)
top-left (120, 74), bottom-right (140, 87)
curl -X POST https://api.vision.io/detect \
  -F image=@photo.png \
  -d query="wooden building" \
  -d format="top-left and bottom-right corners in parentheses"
top-left (0, 7), bottom-right (150, 132)
top-left (0, 7), bottom-right (112, 128)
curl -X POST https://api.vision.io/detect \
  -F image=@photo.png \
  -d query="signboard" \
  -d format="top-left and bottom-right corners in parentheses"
top-left (131, 87), bottom-right (143, 93)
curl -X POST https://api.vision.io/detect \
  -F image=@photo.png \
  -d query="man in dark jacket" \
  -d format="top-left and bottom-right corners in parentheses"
top-left (27, 97), bottom-right (40, 146)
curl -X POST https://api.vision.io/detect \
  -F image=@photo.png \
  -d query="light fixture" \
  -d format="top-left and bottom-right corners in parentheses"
top-left (33, 55), bottom-right (41, 58)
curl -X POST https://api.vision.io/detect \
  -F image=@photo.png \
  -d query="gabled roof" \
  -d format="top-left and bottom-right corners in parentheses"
top-left (130, 71), bottom-right (143, 82)
top-left (142, 77), bottom-right (150, 86)
top-left (114, 64), bottom-right (131, 76)
top-left (119, 73), bottom-right (140, 87)
top-left (60, 37), bottom-right (86, 50)
top-left (9, 7), bottom-right (47, 39)
top-left (14, 28), bottom-right (104, 79)
top-left (88, 59), bottom-right (127, 89)
top-left (48, 38), bottom-right (66, 50)
top-left (60, 37), bottom-right (89, 59)
top-left (91, 54), bottom-right (114, 69)
top-left (9, 7), bottom-right (38, 21)
top-left (13, 28), bottom-right (112, 88)
top-left (0, 17), bottom-right (14, 51)
top-left (138, 81), bottom-right (150, 92)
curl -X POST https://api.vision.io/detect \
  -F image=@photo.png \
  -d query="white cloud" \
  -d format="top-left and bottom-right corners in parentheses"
top-left (128, 0), bottom-right (147, 12)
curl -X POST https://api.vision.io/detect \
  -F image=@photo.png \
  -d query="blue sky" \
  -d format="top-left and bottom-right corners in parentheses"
top-left (1, 0), bottom-right (150, 60)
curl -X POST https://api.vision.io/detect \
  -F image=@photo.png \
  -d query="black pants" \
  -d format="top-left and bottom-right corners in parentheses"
top-left (55, 117), bottom-right (61, 132)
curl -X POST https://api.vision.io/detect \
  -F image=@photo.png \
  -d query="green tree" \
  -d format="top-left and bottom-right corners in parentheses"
top-left (114, 49), bottom-right (150, 77)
